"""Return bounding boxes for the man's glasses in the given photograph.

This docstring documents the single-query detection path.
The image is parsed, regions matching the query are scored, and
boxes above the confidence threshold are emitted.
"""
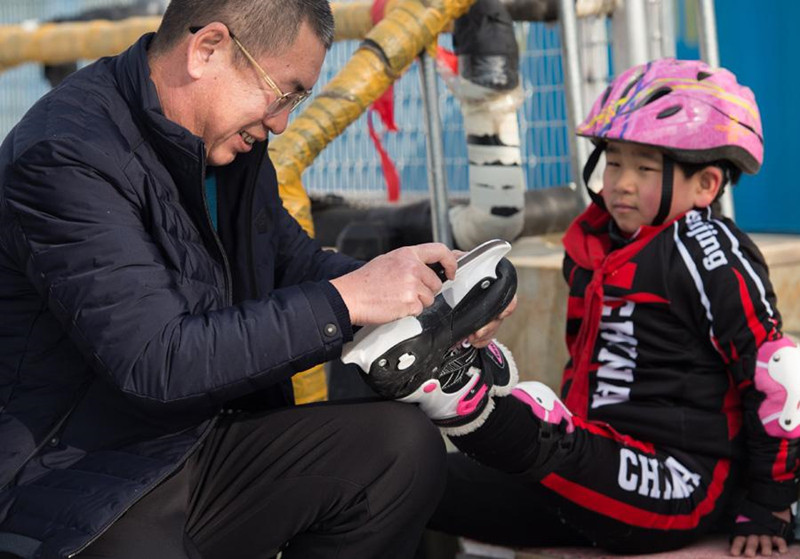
[189,26,311,117]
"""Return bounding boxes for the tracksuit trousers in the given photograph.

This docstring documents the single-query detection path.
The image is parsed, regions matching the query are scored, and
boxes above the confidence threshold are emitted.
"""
[430,395,742,554]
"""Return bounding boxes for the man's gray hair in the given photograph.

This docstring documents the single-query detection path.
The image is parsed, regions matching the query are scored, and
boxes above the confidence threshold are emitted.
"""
[150,0,334,58]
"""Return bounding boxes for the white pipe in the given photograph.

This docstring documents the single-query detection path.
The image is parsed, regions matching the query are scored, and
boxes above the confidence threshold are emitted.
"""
[697,0,734,220]
[558,0,592,205]
[624,0,650,66]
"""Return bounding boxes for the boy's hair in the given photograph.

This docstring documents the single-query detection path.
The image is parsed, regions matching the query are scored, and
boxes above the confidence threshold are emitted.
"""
[149,0,334,60]
[675,159,742,201]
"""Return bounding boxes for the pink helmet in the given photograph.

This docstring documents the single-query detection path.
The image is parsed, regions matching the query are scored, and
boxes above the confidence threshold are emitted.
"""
[577,58,763,174]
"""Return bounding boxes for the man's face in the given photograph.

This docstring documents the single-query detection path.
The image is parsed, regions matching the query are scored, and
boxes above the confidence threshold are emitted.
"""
[203,22,326,166]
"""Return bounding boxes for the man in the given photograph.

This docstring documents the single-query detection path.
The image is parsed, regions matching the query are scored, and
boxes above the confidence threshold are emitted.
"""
[0,1,507,557]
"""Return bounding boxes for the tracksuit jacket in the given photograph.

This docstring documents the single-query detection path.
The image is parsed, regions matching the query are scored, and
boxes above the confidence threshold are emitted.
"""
[0,34,359,558]
[560,202,800,514]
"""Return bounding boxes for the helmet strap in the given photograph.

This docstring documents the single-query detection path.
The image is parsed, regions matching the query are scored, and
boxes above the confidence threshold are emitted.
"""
[651,156,674,226]
[582,144,607,210]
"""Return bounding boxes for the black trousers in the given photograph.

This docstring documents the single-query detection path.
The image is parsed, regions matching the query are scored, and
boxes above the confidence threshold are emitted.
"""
[78,400,446,559]
[429,396,741,554]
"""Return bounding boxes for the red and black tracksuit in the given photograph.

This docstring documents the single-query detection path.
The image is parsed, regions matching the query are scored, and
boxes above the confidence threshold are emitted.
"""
[430,204,800,553]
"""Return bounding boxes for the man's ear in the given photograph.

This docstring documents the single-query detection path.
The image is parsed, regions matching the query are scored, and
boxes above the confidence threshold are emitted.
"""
[694,166,723,208]
[186,23,230,80]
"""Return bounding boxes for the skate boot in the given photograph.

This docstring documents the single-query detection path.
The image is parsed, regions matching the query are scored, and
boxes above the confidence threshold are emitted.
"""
[396,339,518,434]
[341,239,518,434]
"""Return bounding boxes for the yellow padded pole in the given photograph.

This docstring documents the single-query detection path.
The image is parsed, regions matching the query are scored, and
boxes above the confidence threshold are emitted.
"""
[0,3,404,74]
[0,17,160,74]
[273,0,475,402]
[270,0,476,235]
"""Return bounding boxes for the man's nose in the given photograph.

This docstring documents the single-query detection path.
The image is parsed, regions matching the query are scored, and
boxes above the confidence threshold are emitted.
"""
[263,110,291,136]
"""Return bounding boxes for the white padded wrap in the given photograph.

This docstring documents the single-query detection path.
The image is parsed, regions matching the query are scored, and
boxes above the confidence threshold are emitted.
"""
[755,337,800,438]
[487,340,519,397]
[441,397,497,438]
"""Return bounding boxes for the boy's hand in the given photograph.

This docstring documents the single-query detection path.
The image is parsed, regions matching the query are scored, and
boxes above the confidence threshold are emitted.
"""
[467,295,517,348]
[730,534,788,557]
[730,508,792,557]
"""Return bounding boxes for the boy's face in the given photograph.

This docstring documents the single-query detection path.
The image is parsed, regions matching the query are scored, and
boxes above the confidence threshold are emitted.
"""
[601,142,709,235]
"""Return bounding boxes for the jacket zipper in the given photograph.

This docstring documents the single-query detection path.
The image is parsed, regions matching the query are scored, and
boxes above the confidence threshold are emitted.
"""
[200,152,233,306]
[246,155,264,299]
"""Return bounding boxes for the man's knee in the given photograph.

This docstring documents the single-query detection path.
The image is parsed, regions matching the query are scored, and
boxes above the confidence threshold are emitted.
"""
[366,402,446,466]
[354,402,447,494]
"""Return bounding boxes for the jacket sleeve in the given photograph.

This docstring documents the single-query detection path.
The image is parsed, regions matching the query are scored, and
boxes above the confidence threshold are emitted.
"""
[3,139,352,413]
[272,200,364,287]
[671,212,800,511]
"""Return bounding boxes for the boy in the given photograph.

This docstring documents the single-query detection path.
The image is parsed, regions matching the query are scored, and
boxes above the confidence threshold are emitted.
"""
[367,59,800,556]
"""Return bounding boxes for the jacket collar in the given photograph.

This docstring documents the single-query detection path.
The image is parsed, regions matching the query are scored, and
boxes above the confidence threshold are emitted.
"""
[563,202,676,272]
[112,33,206,182]
[108,33,271,247]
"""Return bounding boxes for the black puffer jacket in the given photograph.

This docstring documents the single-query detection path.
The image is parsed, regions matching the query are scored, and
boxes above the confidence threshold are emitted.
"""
[0,34,359,558]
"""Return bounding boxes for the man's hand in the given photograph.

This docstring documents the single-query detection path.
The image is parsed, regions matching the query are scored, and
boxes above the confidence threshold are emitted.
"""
[730,508,792,557]
[467,295,517,348]
[331,243,457,326]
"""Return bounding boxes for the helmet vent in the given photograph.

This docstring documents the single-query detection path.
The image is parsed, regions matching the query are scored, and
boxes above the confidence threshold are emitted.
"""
[697,71,713,81]
[643,87,672,106]
[656,105,682,119]
[600,86,612,106]
[620,73,644,100]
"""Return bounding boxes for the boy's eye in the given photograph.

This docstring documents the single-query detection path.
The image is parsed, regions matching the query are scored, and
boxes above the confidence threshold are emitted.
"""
[639,165,659,172]
[606,160,621,167]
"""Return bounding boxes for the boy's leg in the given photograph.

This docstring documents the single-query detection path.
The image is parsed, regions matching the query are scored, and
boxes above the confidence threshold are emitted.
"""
[340,333,736,553]
[428,451,592,548]
[448,390,737,553]
[80,400,446,559]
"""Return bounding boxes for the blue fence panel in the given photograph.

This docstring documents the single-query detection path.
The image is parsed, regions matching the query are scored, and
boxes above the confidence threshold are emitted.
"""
[1,3,573,202]
[295,20,572,199]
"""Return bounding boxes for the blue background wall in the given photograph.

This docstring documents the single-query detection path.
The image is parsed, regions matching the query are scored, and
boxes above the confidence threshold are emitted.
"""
[678,0,799,233]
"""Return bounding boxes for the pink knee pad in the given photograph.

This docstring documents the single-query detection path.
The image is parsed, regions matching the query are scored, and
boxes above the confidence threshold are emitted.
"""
[755,337,800,438]
[512,381,575,433]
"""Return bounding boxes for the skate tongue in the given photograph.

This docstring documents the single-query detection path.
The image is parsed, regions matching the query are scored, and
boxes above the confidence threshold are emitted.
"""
[341,239,512,375]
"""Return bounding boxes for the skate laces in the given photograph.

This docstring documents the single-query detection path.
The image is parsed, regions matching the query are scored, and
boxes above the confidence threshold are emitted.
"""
[438,341,480,393]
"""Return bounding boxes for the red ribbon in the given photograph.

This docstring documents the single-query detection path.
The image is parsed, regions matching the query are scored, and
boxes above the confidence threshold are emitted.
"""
[561,203,675,417]
[369,0,400,201]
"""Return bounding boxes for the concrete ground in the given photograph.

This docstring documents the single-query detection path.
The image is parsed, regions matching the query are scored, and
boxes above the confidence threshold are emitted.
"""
[512,536,800,558]
[453,527,800,558]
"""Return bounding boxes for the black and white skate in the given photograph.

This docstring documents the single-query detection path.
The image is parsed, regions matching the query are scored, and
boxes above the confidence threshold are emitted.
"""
[341,239,517,402]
